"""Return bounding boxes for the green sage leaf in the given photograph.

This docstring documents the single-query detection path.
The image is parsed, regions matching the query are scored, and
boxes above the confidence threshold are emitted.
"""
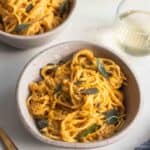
[104,109,119,124]
[59,0,69,17]
[15,24,30,33]
[76,124,101,139]
[35,119,48,130]
[26,3,33,13]
[81,88,99,95]
[97,59,109,79]
[106,116,118,124]
[74,80,84,86]
[54,84,62,94]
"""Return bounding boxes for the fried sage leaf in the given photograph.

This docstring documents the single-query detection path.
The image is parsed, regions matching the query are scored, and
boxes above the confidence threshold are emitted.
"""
[96,59,109,79]
[104,109,119,124]
[26,3,33,12]
[35,119,48,130]
[74,80,84,86]
[77,124,101,139]
[81,88,99,95]
[54,84,62,94]
[59,0,69,17]
[15,24,30,33]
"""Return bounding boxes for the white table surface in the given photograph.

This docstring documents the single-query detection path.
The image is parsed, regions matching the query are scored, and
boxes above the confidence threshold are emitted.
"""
[0,0,150,150]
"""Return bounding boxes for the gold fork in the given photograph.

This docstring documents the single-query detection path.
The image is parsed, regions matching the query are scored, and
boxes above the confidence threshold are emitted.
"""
[0,128,18,150]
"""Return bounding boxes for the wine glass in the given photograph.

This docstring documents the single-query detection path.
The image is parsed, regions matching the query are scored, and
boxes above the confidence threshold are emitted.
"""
[115,0,150,56]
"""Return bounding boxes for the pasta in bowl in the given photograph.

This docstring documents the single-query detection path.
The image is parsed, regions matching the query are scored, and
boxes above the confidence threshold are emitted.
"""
[0,0,76,48]
[27,49,126,142]
[0,0,72,35]
[17,41,141,148]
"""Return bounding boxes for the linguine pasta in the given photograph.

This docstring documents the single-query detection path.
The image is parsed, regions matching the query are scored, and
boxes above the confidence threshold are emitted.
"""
[27,49,127,142]
[0,0,71,35]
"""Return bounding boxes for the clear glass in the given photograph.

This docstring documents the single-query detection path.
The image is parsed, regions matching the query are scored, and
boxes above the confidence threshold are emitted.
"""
[115,0,150,56]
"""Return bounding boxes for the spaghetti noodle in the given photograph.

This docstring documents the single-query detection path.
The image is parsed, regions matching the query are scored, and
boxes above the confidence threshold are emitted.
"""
[27,49,127,142]
[0,0,71,35]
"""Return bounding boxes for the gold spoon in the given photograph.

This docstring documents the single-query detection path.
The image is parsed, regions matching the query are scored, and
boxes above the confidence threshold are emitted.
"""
[0,128,18,150]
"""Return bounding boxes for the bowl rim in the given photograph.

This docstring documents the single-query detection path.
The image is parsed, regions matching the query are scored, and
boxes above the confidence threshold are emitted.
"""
[16,41,142,149]
[0,0,77,39]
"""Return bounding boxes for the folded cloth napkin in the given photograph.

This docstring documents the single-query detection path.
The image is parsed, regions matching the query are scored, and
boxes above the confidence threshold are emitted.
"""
[135,140,150,150]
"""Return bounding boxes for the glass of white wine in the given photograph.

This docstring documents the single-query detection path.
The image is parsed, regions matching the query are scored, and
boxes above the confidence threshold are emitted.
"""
[115,0,150,56]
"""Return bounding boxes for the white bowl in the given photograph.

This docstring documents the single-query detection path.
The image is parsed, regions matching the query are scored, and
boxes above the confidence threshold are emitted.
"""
[16,41,141,149]
[0,1,76,49]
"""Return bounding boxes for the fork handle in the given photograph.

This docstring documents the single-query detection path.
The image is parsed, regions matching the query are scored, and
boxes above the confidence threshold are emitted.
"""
[0,128,18,150]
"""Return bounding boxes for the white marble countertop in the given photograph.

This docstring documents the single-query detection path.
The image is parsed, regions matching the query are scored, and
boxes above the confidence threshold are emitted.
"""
[0,0,150,150]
